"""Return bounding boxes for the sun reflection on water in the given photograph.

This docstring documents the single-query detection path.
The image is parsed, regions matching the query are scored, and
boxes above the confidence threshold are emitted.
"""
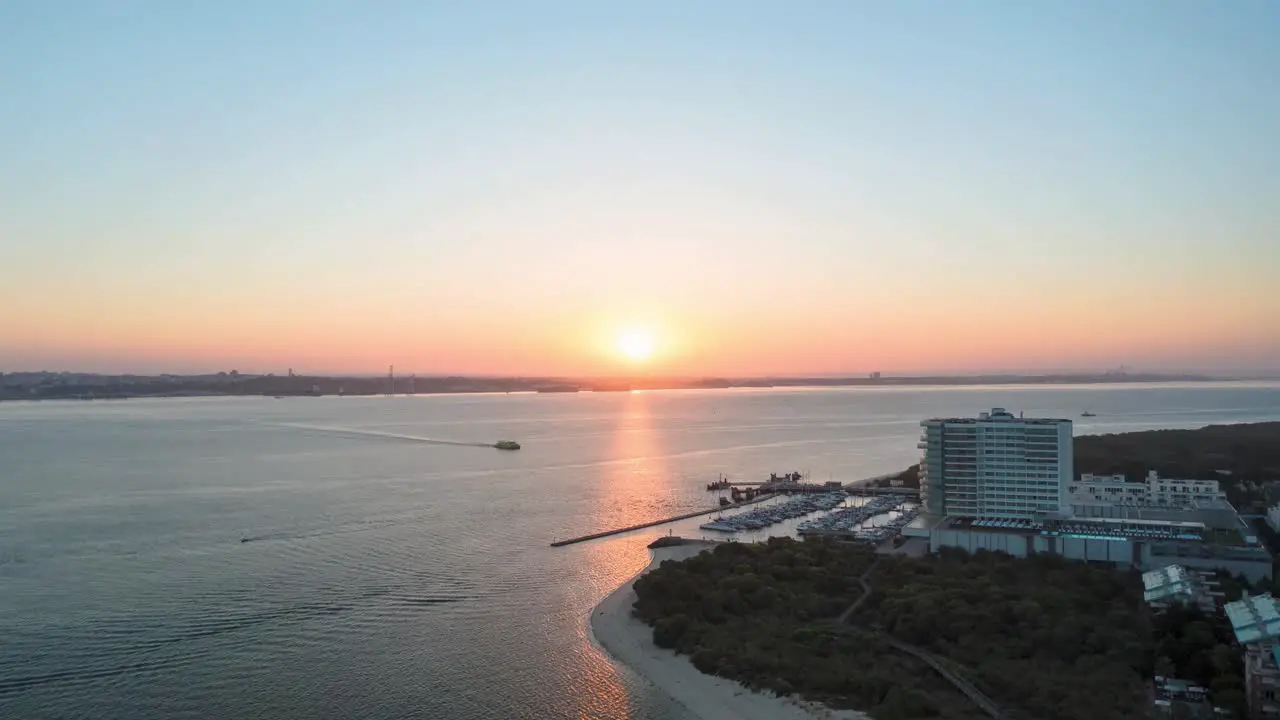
[597,391,671,533]
[567,537,654,719]
[562,394,687,719]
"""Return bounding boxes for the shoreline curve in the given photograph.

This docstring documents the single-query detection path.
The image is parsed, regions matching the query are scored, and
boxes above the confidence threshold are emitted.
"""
[589,541,870,720]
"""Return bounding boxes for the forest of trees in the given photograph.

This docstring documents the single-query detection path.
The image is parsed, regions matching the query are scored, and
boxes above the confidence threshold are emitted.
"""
[633,423,1280,717]
[862,547,1152,719]
[1151,603,1247,717]
[634,538,1159,720]
[1073,422,1280,510]
[1074,422,1280,482]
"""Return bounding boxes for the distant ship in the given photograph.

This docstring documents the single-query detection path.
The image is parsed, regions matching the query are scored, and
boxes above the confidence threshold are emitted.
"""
[1081,411,1096,417]
[495,440,521,451]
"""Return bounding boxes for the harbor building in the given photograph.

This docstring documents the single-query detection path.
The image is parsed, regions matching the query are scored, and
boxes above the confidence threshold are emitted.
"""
[1225,594,1280,718]
[919,407,1073,520]
[906,408,1272,582]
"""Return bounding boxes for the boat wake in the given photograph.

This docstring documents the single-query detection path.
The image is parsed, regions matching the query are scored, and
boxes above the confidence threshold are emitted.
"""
[262,422,494,448]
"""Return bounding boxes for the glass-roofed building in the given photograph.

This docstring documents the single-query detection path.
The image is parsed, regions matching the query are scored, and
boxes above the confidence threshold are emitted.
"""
[1227,594,1280,645]
[1225,594,1280,718]
[1142,565,1214,613]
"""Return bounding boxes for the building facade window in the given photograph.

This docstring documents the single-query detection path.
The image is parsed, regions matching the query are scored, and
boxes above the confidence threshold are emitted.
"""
[920,408,1072,520]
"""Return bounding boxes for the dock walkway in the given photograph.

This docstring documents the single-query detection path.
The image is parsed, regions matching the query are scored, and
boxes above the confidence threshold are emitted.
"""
[549,495,771,547]
[833,558,1007,719]
[551,471,908,548]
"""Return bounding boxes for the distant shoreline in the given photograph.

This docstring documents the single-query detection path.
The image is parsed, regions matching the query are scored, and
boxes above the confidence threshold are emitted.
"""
[1,373,1262,403]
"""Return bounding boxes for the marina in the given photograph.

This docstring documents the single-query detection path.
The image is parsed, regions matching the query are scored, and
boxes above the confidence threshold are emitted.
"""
[551,471,920,547]
[698,492,847,533]
[797,494,917,543]
[847,506,920,544]
[706,471,845,494]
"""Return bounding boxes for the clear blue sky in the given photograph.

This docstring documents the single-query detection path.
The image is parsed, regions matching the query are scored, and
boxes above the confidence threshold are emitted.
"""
[2,2,1277,375]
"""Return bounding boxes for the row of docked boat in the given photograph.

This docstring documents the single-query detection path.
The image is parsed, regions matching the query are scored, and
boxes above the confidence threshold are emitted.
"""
[843,506,921,544]
[699,492,847,533]
[796,494,909,536]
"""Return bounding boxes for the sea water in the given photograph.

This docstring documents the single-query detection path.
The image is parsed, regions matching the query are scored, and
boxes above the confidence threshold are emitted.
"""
[3,383,1279,719]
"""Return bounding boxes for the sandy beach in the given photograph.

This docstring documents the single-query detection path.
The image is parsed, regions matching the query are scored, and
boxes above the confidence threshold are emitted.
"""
[590,541,870,720]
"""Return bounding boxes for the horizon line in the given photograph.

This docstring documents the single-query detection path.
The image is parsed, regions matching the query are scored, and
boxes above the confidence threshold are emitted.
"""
[7,368,1278,380]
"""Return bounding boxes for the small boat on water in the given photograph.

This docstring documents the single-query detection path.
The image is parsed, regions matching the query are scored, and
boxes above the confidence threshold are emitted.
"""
[495,440,521,450]
[1081,411,1096,417]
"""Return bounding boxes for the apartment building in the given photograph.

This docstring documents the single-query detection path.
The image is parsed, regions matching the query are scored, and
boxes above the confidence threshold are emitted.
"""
[919,408,1073,520]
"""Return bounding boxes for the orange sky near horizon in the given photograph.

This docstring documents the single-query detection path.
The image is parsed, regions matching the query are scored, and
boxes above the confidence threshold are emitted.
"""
[3,4,1279,376]
[4,270,1276,375]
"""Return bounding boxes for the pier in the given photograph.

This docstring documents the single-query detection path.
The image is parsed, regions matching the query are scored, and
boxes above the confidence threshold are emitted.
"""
[846,486,920,497]
[550,472,912,548]
[843,471,899,487]
[549,495,772,547]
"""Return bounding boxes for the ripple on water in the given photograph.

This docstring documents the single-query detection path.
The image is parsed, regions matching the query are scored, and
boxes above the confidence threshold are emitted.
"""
[6,387,1276,719]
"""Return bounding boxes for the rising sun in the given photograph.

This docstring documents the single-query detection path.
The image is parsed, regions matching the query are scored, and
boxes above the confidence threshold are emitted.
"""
[616,329,655,362]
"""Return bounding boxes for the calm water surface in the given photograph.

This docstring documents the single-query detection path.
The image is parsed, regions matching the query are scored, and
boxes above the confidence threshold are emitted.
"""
[3,383,1280,719]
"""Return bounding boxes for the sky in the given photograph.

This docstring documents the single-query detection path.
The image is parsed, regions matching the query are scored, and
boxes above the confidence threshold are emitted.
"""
[2,2,1278,377]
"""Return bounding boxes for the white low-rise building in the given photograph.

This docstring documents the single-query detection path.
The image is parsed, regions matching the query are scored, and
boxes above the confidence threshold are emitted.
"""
[1070,473,1148,505]
[1069,470,1226,509]
[1267,504,1280,533]
[1148,472,1226,507]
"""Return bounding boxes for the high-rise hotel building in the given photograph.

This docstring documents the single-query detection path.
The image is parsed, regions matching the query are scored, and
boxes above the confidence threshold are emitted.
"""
[919,408,1073,520]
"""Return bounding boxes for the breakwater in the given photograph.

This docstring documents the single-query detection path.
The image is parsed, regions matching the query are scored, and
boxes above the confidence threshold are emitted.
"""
[551,471,912,547]
[550,496,772,547]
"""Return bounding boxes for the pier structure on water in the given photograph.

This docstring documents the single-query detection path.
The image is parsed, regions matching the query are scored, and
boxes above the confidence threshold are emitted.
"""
[706,470,846,495]
[550,472,914,547]
[847,486,920,497]
[549,494,772,547]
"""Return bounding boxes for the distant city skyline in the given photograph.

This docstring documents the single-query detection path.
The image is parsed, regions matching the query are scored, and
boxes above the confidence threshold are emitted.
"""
[3,2,1278,376]
[5,365,1275,381]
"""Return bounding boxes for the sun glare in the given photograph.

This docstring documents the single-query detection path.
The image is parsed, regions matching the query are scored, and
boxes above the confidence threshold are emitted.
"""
[617,329,655,362]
